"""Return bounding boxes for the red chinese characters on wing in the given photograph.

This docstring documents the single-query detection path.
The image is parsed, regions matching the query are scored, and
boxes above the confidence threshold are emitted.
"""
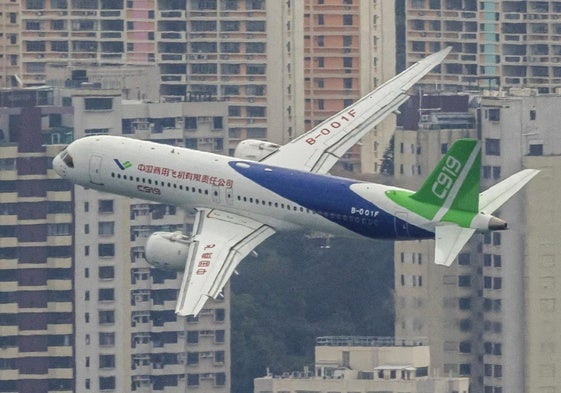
[196,244,215,275]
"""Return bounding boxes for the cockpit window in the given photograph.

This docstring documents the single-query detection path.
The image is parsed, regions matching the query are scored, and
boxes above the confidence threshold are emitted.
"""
[61,151,74,168]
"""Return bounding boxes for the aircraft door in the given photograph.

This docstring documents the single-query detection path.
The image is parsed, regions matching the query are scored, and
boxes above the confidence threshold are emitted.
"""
[89,155,104,185]
[394,211,410,238]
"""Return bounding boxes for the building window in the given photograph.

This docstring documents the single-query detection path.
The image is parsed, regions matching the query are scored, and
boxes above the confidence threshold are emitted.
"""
[493,254,502,267]
[98,243,115,257]
[458,275,471,287]
[99,376,115,390]
[99,354,115,369]
[528,143,543,156]
[98,288,114,302]
[459,341,472,353]
[187,331,199,344]
[26,41,46,52]
[487,108,500,121]
[187,374,199,387]
[215,372,226,386]
[187,352,199,365]
[84,98,113,111]
[99,310,115,325]
[99,332,115,347]
[99,199,114,213]
[343,15,353,25]
[47,223,71,236]
[98,222,114,236]
[485,138,500,156]
[459,363,471,376]
[213,117,223,129]
[99,266,114,279]
[459,297,471,310]
[458,253,470,265]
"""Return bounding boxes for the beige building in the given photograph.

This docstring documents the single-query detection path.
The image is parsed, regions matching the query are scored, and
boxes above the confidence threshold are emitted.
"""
[65,88,231,392]
[0,0,399,173]
[393,90,561,393]
[524,154,561,393]
[0,88,74,393]
[254,336,469,393]
[303,0,396,173]
[405,0,561,93]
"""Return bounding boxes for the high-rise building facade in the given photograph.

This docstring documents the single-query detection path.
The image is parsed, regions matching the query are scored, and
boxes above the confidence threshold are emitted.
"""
[303,0,396,173]
[0,88,74,393]
[0,84,232,392]
[0,0,298,152]
[1,0,399,173]
[393,89,561,393]
[405,0,561,93]
[66,86,231,392]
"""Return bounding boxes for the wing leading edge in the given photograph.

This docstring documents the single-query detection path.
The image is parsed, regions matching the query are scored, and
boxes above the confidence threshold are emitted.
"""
[262,47,452,174]
[176,208,275,316]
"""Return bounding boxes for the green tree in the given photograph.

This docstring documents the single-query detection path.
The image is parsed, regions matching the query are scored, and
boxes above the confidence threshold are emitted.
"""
[231,234,394,393]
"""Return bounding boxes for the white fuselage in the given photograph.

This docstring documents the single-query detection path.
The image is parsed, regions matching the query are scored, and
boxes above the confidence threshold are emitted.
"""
[53,136,435,240]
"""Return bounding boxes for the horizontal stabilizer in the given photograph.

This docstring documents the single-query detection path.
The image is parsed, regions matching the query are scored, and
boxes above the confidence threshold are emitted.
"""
[479,169,540,213]
[434,225,475,266]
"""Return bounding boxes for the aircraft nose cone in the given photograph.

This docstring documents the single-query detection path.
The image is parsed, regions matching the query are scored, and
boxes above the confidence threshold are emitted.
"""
[53,154,66,177]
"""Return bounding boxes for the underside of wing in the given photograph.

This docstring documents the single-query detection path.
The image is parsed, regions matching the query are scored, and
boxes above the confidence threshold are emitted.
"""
[434,224,475,267]
[261,47,451,174]
[175,208,275,316]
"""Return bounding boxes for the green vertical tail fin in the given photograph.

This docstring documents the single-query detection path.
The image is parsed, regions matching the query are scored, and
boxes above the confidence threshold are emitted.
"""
[411,139,481,215]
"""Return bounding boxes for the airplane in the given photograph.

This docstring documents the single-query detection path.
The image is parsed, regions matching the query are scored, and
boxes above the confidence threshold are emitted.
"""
[53,47,539,317]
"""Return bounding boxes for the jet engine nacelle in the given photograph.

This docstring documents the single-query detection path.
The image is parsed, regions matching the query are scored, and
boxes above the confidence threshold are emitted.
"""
[144,231,191,271]
[234,139,280,161]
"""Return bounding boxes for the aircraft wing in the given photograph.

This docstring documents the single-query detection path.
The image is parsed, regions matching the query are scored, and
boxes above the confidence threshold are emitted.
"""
[261,47,452,174]
[175,208,275,316]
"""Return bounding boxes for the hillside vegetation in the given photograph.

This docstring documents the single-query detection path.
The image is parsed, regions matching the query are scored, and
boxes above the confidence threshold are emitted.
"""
[230,233,395,393]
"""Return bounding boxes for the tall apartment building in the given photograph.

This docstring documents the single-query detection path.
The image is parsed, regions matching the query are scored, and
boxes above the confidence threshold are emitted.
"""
[392,94,482,390]
[66,87,231,392]
[0,88,74,393]
[303,0,396,173]
[0,84,232,392]
[0,0,298,153]
[0,0,399,173]
[393,90,561,393]
[405,0,561,93]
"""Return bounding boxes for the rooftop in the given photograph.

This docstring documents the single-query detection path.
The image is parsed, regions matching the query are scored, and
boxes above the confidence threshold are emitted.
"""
[316,336,428,347]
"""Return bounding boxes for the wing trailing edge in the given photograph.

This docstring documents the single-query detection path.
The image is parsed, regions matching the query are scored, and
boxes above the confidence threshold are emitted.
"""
[434,225,475,266]
[479,169,540,213]
[262,47,452,174]
[175,209,275,317]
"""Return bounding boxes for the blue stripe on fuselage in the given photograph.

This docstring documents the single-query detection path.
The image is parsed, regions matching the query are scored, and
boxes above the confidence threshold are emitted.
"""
[229,161,432,239]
